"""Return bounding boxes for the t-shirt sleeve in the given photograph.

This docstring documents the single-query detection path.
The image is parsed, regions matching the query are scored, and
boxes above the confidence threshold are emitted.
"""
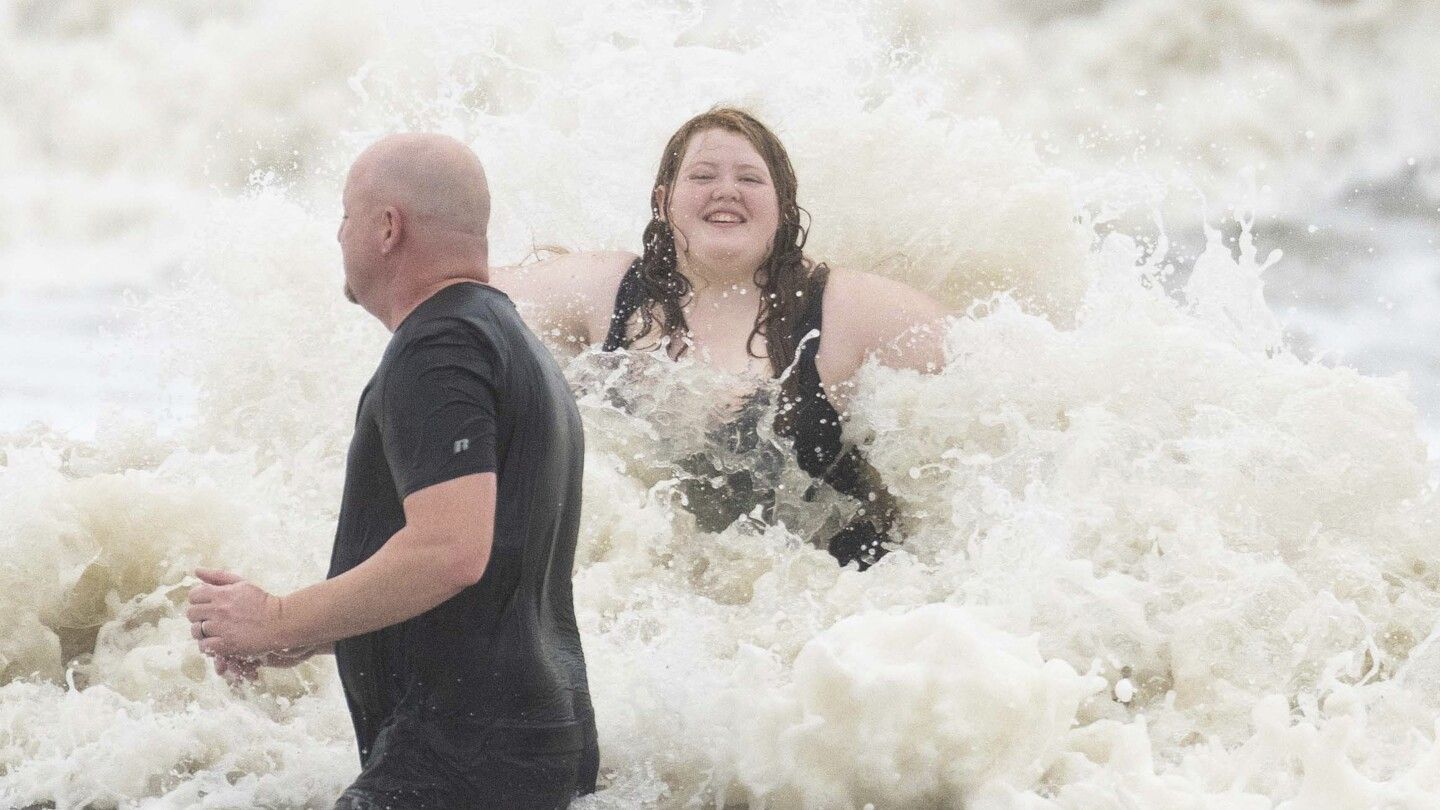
[380,322,501,497]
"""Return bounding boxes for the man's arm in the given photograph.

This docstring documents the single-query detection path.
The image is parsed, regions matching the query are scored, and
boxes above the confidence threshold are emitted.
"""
[271,473,495,648]
[188,473,495,657]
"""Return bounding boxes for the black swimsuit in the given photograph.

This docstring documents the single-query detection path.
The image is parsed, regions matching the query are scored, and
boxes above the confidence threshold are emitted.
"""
[602,260,897,569]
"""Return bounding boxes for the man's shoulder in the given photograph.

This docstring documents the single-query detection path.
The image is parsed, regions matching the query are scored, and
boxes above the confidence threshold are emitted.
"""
[390,312,481,353]
[383,300,505,380]
[396,284,512,340]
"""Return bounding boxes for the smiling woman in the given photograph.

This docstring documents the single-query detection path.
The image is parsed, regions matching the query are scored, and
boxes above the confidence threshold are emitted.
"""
[489,107,950,569]
[661,129,782,282]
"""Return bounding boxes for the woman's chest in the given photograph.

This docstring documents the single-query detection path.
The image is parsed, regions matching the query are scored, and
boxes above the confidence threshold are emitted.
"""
[618,305,859,409]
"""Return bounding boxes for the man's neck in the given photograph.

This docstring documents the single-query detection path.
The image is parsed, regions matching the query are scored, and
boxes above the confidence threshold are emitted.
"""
[379,255,490,332]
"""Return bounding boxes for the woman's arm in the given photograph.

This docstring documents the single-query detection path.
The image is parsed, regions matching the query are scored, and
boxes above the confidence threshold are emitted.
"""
[488,250,635,351]
[819,267,952,383]
[865,276,950,373]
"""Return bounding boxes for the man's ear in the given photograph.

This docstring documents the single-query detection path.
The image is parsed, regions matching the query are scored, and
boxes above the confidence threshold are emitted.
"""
[652,186,668,222]
[380,207,403,254]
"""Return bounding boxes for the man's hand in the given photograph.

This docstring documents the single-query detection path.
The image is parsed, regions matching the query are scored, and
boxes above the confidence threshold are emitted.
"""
[186,568,287,658]
[213,655,260,682]
[213,646,320,683]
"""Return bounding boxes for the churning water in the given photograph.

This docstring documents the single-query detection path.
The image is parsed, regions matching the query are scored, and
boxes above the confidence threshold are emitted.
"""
[3,1,1440,807]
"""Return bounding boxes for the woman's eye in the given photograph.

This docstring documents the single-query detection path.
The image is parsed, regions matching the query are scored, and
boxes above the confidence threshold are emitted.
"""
[740,177,763,184]
[689,174,715,181]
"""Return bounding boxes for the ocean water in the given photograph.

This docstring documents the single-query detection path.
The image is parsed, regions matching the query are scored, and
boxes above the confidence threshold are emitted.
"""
[3,0,1440,807]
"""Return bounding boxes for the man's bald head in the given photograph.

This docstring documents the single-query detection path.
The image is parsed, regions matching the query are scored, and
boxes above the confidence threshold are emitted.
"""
[339,134,494,326]
[347,133,491,238]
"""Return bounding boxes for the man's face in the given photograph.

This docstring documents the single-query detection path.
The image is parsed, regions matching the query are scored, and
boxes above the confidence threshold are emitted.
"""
[337,171,373,305]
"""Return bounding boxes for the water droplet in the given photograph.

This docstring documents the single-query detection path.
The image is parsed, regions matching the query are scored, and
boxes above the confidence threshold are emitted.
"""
[1114,678,1135,703]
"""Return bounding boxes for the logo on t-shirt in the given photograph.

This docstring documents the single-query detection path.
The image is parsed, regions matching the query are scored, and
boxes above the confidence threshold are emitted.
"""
[453,438,470,454]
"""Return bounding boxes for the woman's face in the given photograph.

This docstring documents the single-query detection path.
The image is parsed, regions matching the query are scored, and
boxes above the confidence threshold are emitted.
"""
[660,128,781,275]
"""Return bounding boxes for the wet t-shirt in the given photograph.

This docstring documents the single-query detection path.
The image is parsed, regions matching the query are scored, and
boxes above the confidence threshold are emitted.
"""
[326,281,596,799]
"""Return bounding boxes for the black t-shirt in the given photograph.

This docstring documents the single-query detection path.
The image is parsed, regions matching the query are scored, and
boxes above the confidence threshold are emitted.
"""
[326,282,596,790]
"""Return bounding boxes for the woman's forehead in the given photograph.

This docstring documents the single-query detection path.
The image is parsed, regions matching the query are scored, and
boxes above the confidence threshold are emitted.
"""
[681,129,767,169]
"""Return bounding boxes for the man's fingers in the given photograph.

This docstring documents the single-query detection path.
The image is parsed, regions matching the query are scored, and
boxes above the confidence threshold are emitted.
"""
[215,655,260,683]
[185,605,215,623]
[187,584,213,604]
[191,621,205,641]
[195,568,245,586]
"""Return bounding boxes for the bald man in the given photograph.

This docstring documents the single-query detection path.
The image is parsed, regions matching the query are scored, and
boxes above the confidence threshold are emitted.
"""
[186,134,598,809]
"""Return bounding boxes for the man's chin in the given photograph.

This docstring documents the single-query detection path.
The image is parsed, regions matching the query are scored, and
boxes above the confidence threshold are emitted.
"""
[343,283,358,305]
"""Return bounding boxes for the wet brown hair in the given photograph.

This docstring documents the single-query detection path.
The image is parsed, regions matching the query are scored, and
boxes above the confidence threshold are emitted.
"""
[624,107,822,375]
